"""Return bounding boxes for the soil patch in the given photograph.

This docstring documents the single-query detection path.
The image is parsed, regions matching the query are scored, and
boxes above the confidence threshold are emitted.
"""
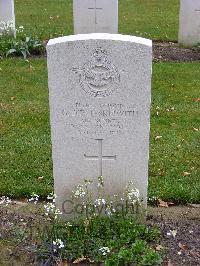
[0,203,199,265]
[153,41,200,62]
[148,206,200,266]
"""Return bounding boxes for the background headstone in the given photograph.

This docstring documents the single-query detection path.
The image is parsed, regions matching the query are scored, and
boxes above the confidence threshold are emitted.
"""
[47,33,152,214]
[179,0,200,46]
[73,0,118,34]
[0,0,15,36]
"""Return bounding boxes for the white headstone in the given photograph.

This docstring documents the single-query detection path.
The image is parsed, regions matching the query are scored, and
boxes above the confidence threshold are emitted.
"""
[47,34,152,215]
[73,0,118,34]
[179,0,200,46]
[0,0,15,36]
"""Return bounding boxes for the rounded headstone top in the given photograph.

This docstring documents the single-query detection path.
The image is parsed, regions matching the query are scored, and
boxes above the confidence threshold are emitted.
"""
[47,33,152,47]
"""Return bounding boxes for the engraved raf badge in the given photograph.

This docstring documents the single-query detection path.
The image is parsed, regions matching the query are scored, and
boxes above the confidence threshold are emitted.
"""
[72,47,120,98]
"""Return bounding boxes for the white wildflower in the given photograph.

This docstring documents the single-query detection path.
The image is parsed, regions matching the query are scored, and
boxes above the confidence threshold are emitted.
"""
[94,198,106,207]
[54,208,62,219]
[0,196,12,206]
[102,198,106,205]
[126,183,140,203]
[99,247,110,256]
[0,20,15,34]
[112,207,116,213]
[44,202,62,219]
[84,178,93,185]
[97,176,104,187]
[44,202,55,214]
[72,185,86,198]
[167,229,177,238]
[28,193,39,204]
[105,206,112,216]
[53,239,65,252]
[171,229,177,238]
[66,222,72,227]
[47,192,57,202]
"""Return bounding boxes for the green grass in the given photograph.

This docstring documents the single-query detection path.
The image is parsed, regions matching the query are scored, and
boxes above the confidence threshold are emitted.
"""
[0,59,52,197]
[0,59,199,202]
[15,0,179,41]
[150,63,200,203]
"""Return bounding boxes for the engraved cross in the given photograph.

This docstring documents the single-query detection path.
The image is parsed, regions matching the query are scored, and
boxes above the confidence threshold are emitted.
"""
[88,0,103,25]
[84,139,116,176]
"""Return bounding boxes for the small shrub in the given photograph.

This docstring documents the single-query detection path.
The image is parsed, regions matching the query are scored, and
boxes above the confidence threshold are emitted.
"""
[38,214,162,265]
[0,25,45,58]
[35,178,162,265]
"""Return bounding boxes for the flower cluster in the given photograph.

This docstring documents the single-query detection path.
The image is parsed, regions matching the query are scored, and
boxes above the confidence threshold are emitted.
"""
[52,239,65,252]
[0,20,15,36]
[69,177,141,218]
[72,184,86,198]
[44,193,62,219]
[126,182,140,204]
[16,25,24,34]
[97,175,104,188]
[105,204,116,216]
[94,198,106,207]
[47,192,56,202]
[44,202,55,215]
[66,222,72,227]
[28,193,39,204]
[44,202,62,219]
[84,178,93,185]
[0,196,12,206]
[148,196,158,205]
[99,247,111,256]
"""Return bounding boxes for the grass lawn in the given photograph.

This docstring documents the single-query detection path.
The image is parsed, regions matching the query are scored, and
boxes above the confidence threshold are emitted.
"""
[0,59,52,198]
[0,59,199,203]
[15,0,179,41]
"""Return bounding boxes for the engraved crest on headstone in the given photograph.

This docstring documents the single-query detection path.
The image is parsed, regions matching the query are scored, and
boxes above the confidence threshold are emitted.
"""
[73,47,120,98]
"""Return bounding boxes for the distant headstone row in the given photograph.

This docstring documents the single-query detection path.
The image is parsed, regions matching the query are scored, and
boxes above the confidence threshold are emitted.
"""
[0,0,200,46]
[0,0,15,36]
[74,0,200,46]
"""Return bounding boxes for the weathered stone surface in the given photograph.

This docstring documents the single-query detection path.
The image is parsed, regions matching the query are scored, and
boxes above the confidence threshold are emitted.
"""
[73,0,118,34]
[47,34,152,214]
[0,0,15,36]
[179,0,200,46]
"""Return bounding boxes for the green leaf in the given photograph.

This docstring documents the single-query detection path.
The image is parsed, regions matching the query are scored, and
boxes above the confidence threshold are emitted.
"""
[25,36,30,43]
[6,48,16,57]
[20,49,27,59]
